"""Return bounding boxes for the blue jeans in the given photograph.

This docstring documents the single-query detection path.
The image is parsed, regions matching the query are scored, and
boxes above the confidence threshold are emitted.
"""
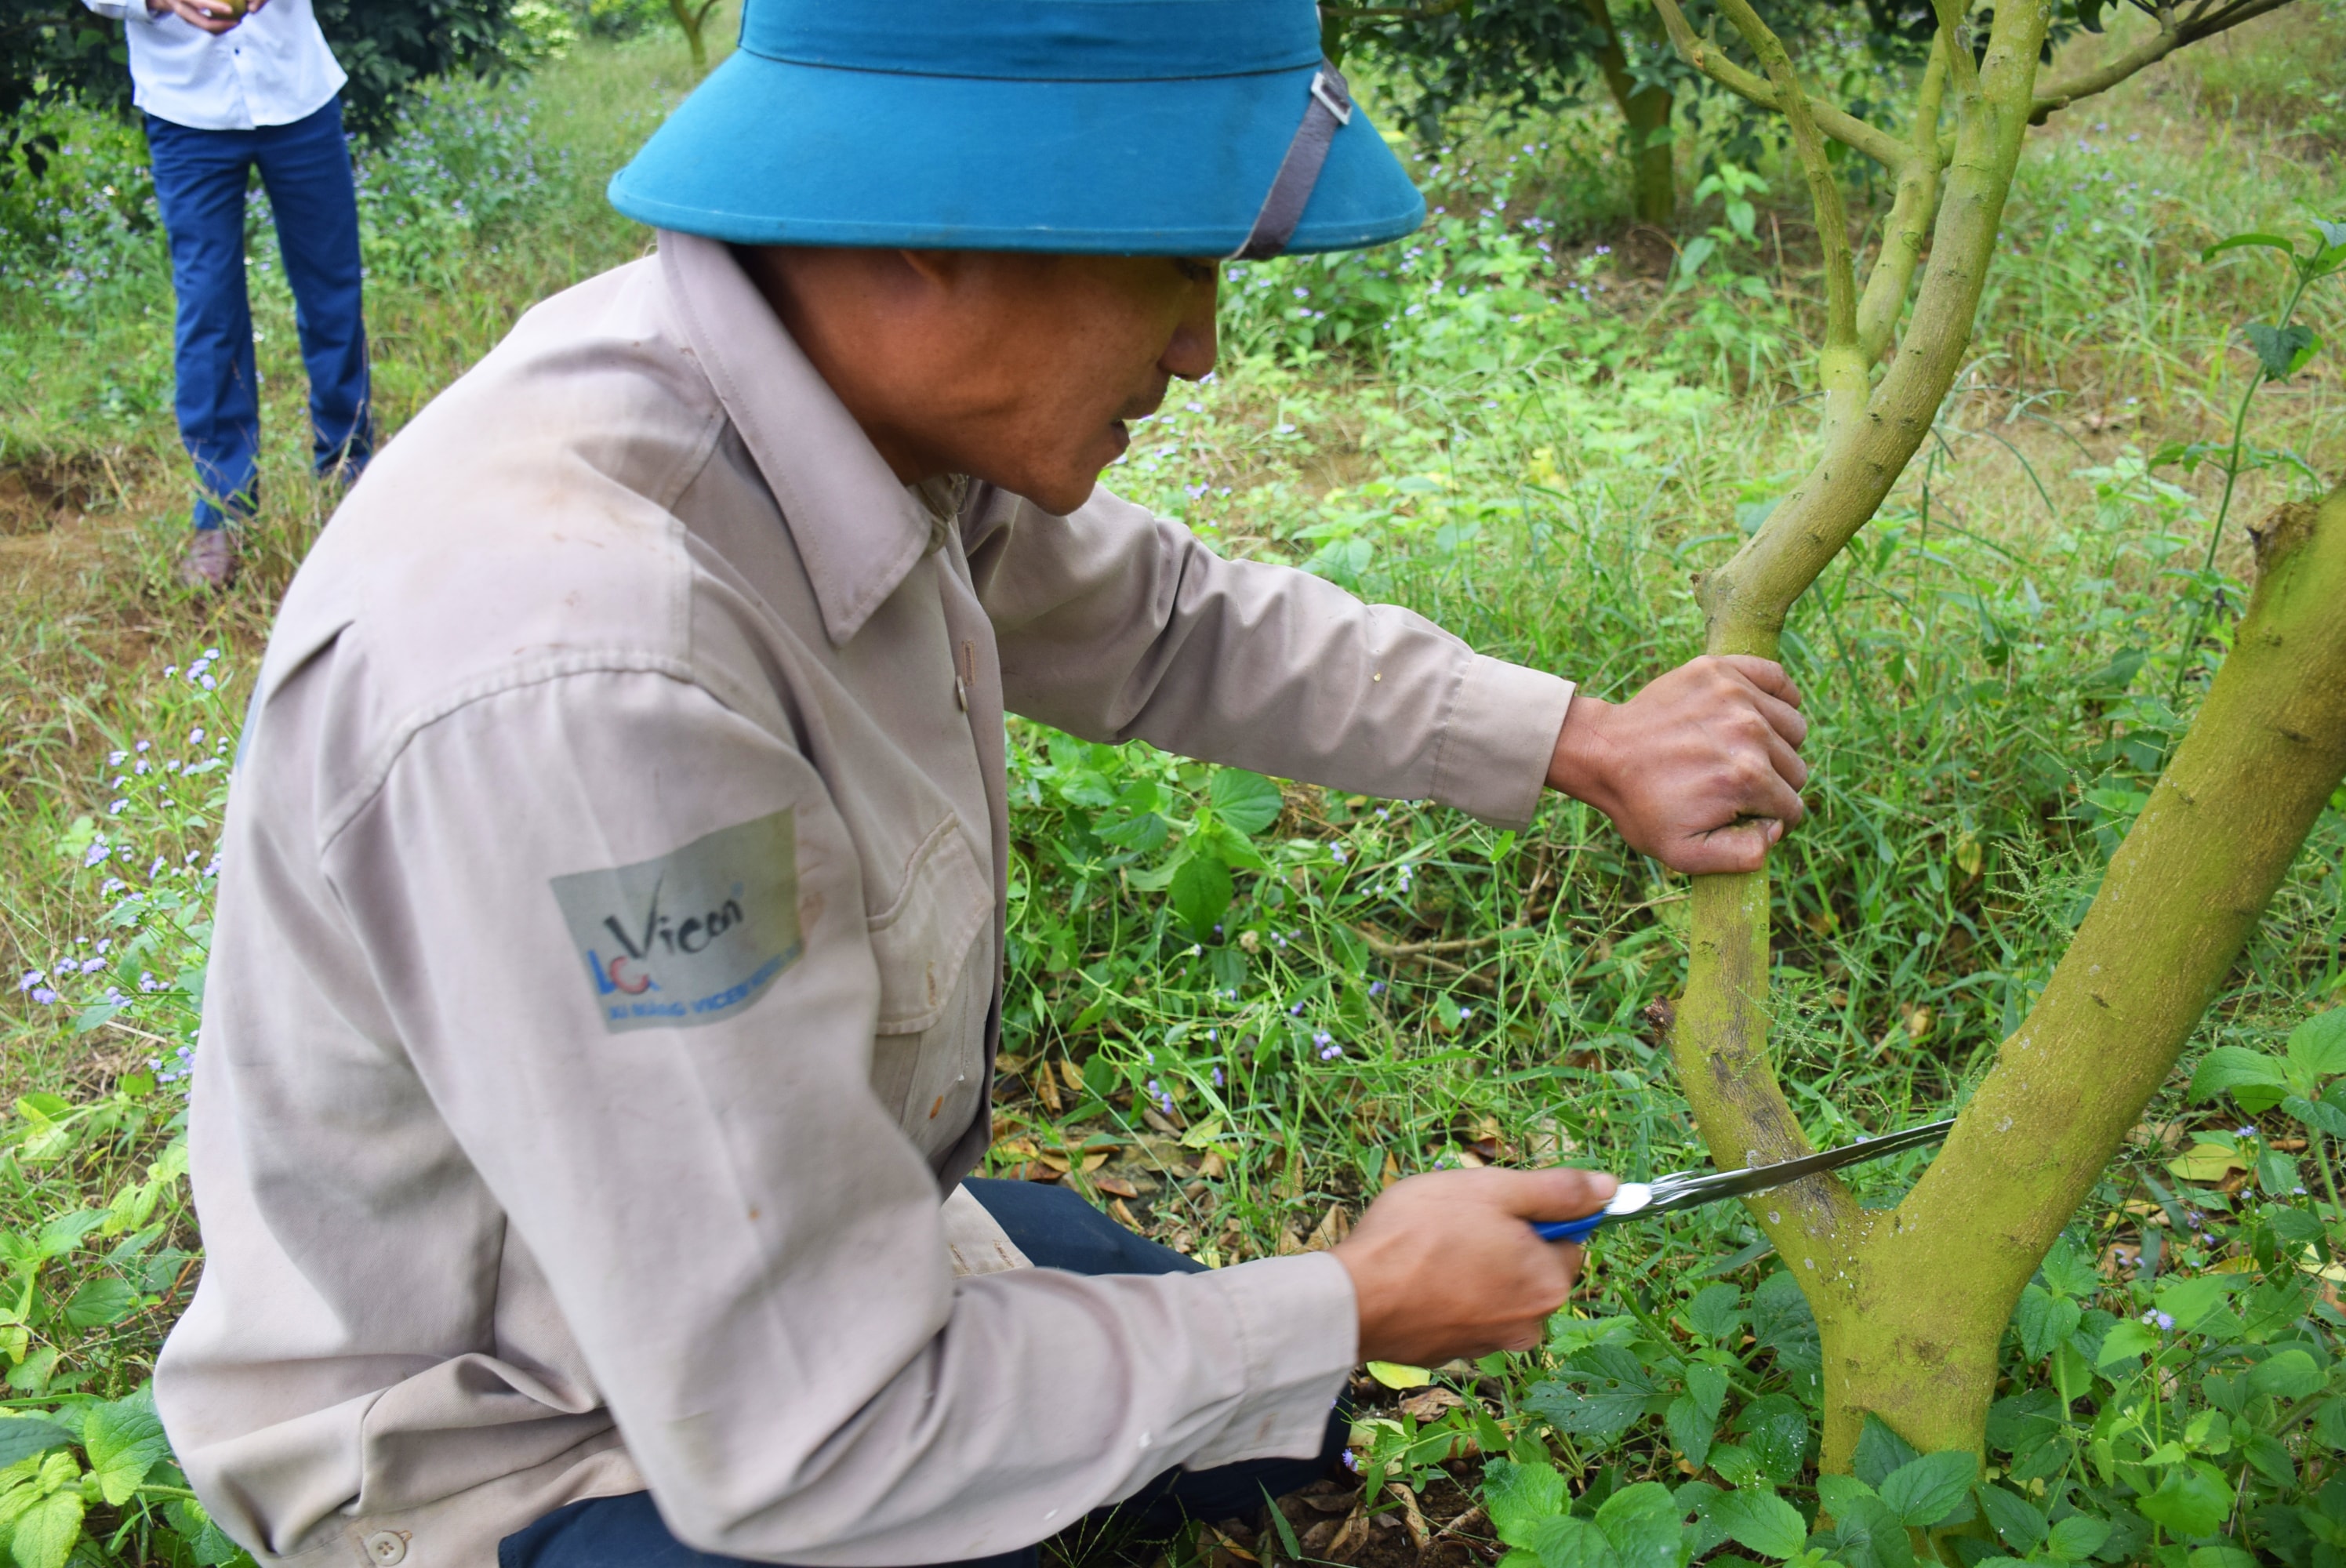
[145,96,371,532]
[497,1180,1348,1568]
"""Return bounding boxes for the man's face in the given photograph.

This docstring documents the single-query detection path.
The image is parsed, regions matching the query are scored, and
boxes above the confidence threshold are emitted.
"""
[745,248,1220,515]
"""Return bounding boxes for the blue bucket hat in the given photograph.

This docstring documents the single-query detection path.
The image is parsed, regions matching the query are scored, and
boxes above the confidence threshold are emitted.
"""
[607,0,1425,257]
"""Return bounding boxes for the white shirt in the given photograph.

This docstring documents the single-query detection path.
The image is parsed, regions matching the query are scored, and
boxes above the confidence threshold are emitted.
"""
[79,0,346,132]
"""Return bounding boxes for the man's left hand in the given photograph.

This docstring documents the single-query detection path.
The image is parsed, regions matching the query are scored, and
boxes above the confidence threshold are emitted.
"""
[1545,653,1809,876]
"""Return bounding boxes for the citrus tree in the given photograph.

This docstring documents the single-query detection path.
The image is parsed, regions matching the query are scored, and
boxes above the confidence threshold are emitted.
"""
[1636,0,2330,1480]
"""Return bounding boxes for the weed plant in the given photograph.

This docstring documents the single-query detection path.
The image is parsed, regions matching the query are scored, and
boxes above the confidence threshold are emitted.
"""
[0,11,2341,1567]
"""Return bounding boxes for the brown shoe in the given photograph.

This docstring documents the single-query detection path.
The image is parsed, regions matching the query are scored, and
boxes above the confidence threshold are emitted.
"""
[177,528,236,590]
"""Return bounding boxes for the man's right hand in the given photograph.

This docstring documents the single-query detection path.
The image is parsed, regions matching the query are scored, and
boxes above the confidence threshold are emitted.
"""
[1331,1166,1617,1367]
[148,0,253,32]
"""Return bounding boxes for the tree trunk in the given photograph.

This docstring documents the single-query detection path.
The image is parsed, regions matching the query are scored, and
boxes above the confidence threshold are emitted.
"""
[1580,0,1676,225]
[1781,491,2346,1471]
[1650,0,2346,1474]
[667,0,707,71]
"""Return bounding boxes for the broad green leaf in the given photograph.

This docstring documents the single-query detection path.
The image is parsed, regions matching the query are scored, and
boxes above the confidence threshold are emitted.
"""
[1815,1471,1879,1522]
[2316,219,2346,254]
[1592,1481,1683,1568]
[1707,1443,1762,1490]
[1878,1450,1978,1528]
[1167,854,1232,940]
[1365,1360,1432,1390]
[2045,1515,2111,1561]
[31,1210,107,1263]
[83,1387,168,1507]
[2097,1319,2159,1367]
[2245,321,2320,381]
[1975,1483,2047,1555]
[2040,1240,2099,1300]
[8,1487,82,1568]
[1672,1480,1724,1559]
[1677,234,1717,280]
[1485,1457,1569,1545]
[1852,1414,1919,1488]
[1707,1486,1806,1560]
[2185,1046,2289,1111]
[1665,1392,1716,1472]
[2183,1548,2256,1568]
[0,1424,73,1475]
[2290,1007,2346,1080]
[1205,769,1283,837]
[1526,1512,1617,1568]
[1683,1362,1727,1422]
[2248,1348,2323,1401]
[2016,1283,2083,1360]
[2283,1094,2346,1138]
[2155,1273,2243,1333]
[1825,1486,1917,1568]
[165,1499,246,1568]
[2137,1460,2232,1538]
[2243,1430,2298,1488]
[60,1278,135,1331]
[2257,1148,2302,1196]
[1734,1395,1810,1486]
[1093,811,1167,852]
[1683,1283,1743,1343]
[1123,854,1179,891]
[2203,232,2297,261]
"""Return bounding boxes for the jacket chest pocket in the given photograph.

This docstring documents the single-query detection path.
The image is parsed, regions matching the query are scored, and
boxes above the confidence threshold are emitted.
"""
[865,818,993,1148]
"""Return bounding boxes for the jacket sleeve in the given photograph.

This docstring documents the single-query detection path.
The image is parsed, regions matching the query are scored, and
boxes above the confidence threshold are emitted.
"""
[967,484,1575,831]
[321,667,1356,1566]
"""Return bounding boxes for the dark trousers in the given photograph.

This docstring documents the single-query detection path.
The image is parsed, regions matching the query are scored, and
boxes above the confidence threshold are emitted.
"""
[145,96,371,532]
[497,1180,1347,1568]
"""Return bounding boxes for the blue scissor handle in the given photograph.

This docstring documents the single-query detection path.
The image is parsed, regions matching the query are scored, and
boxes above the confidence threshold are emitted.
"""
[1532,1212,1607,1243]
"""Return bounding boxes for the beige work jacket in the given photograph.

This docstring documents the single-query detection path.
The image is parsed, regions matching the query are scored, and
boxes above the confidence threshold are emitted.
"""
[154,231,1576,1568]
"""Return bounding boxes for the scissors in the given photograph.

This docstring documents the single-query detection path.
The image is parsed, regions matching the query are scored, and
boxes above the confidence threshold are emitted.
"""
[1532,1116,1956,1243]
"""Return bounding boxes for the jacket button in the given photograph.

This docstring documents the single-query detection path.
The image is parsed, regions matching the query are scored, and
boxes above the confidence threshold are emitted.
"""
[362,1531,408,1565]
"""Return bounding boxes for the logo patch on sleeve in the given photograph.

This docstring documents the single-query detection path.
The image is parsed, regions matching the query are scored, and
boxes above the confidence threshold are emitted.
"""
[549,810,803,1033]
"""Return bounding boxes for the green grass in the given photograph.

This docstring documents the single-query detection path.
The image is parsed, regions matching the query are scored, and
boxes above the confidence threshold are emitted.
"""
[0,8,2341,1566]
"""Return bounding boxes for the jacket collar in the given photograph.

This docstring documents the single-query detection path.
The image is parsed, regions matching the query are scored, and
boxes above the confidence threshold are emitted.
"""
[659,230,932,646]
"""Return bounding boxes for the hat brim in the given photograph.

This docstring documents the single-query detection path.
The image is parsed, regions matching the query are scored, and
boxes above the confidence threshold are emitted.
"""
[608,53,1425,254]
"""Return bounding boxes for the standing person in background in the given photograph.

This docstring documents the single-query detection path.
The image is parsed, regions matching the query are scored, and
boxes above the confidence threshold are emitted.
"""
[79,0,372,590]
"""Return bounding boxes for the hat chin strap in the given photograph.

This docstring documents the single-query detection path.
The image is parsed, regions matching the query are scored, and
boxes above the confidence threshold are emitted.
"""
[1229,61,1353,262]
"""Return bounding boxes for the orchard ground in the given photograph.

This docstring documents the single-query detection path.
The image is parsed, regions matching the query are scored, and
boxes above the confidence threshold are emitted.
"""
[0,9,2341,1567]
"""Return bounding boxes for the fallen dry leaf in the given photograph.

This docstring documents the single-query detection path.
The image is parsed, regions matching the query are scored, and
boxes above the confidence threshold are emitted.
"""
[1095,1174,1138,1199]
[1196,1149,1227,1179]
[1398,1386,1465,1421]
[1385,1483,1430,1551]
[1033,1069,1062,1115]
[1109,1197,1144,1231]
[1326,1508,1367,1559]
[1305,1203,1353,1251]
[2169,1143,2250,1182]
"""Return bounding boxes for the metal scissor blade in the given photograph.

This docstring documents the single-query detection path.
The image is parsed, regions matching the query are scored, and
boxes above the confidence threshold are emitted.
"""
[1643,1117,1957,1214]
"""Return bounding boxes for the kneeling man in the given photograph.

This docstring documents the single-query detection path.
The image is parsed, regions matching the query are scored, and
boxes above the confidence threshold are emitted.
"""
[154,3,1810,1564]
